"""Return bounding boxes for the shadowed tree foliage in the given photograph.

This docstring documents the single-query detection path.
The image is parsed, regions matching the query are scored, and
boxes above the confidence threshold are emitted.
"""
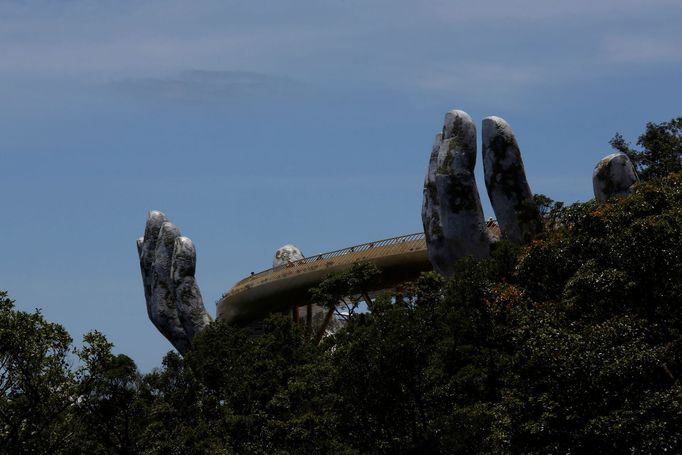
[309,261,382,320]
[3,120,682,453]
[610,117,682,180]
[0,291,76,453]
[71,332,145,454]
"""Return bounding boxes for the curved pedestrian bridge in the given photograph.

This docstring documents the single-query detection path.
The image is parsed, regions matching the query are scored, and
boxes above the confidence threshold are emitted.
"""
[217,233,432,324]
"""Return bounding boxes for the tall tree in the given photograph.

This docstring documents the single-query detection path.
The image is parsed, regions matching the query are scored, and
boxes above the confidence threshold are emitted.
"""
[72,331,145,454]
[0,291,77,453]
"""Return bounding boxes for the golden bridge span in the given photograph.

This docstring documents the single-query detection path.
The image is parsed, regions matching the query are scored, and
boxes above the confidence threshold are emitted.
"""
[217,233,432,324]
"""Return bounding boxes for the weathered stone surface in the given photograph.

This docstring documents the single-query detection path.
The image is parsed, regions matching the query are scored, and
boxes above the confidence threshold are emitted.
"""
[137,211,211,354]
[172,236,212,342]
[138,210,168,322]
[482,116,541,243]
[151,221,190,353]
[421,132,446,270]
[273,244,304,268]
[423,109,638,277]
[593,152,639,202]
[422,110,494,276]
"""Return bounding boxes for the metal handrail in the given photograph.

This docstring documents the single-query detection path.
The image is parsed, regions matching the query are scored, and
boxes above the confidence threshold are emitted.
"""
[234,232,426,286]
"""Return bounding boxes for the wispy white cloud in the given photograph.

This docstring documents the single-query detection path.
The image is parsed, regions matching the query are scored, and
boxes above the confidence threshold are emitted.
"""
[422,0,681,22]
[602,35,682,64]
[402,62,544,108]
[0,27,335,79]
[0,0,680,112]
[111,70,307,104]
[416,62,541,90]
[0,1,346,78]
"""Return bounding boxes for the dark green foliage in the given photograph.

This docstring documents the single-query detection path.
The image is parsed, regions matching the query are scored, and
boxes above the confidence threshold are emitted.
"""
[4,159,682,452]
[71,331,145,454]
[611,117,682,180]
[183,315,339,454]
[0,291,76,453]
[327,290,439,453]
[533,193,564,233]
[310,261,381,307]
[505,173,682,453]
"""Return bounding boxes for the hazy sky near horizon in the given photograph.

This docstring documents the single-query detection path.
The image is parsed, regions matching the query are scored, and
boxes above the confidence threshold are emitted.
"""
[2,0,681,371]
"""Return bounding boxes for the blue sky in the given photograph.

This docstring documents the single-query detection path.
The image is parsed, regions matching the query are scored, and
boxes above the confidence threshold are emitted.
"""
[2,0,681,371]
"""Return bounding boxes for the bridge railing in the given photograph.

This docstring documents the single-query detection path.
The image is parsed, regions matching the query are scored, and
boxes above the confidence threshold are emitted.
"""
[235,232,426,285]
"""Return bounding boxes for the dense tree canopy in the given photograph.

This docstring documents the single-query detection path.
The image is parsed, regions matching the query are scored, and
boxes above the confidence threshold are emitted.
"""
[3,119,682,453]
[610,117,682,180]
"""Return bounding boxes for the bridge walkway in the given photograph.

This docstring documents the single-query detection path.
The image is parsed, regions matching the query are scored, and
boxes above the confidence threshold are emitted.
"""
[217,233,431,324]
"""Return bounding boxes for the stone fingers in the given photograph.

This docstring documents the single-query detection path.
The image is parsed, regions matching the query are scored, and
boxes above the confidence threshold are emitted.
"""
[151,221,191,354]
[422,110,493,276]
[593,153,639,202]
[422,132,447,272]
[482,116,541,243]
[138,211,214,354]
[171,236,212,343]
[138,211,169,322]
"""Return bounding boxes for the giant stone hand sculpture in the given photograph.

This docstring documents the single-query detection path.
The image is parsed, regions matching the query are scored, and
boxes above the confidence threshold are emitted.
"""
[422,110,541,276]
[422,110,496,277]
[139,109,640,352]
[137,211,212,354]
[422,109,639,276]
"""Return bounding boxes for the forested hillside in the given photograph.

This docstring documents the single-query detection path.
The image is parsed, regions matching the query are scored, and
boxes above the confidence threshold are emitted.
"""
[2,119,682,454]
